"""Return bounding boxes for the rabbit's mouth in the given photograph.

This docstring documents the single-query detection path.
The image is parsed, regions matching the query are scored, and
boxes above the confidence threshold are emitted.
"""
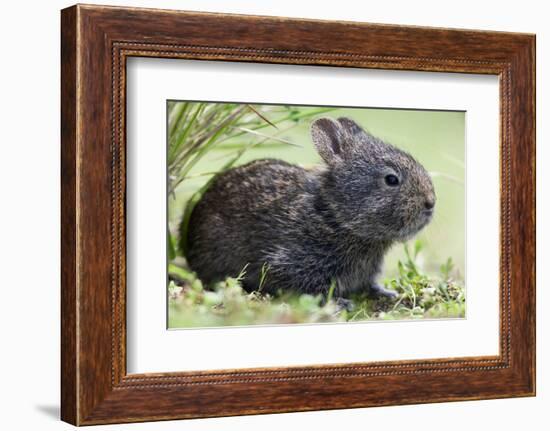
[421,208,434,218]
[395,209,434,241]
[414,209,434,232]
[418,207,434,224]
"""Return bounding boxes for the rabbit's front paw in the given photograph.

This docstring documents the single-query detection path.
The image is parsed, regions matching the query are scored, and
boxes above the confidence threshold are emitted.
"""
[368,284,398,300]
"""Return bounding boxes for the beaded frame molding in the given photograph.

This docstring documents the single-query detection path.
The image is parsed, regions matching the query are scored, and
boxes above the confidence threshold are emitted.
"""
[61,4,535,425]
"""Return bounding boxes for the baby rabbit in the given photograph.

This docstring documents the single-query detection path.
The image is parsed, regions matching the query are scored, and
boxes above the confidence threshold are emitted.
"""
[185,117,435,307]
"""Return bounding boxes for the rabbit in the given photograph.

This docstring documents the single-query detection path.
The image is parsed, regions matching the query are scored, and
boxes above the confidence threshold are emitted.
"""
[184,117,435,309]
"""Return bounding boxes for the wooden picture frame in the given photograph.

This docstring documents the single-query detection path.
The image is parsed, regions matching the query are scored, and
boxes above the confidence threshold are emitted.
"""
[61,4,535,425]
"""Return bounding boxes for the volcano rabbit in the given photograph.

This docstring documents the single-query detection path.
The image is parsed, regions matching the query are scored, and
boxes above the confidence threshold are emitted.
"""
[185,117,435,307]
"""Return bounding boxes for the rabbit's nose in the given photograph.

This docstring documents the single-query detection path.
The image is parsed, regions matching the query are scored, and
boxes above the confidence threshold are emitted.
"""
[424,199,435,210]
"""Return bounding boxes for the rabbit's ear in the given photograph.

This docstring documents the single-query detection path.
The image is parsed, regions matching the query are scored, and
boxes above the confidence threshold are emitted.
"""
[337,117,364,136]
[311,118,349,164]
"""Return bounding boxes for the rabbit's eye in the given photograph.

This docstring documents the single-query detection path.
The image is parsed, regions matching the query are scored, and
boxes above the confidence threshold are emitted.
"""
[385,174,400,186]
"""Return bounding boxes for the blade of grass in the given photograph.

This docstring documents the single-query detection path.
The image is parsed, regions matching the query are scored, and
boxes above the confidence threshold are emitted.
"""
[326,279,337,302]
[231,126,303,147]
[257,263,271,292]
[168,102,189,137]
[167,230,176,260]
[169,103,205,160]
[429,171,464,185]
[168,263,194,281]
[246,104,279,129]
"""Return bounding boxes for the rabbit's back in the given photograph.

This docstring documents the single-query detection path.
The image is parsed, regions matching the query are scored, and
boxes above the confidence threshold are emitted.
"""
[186,159,313,290]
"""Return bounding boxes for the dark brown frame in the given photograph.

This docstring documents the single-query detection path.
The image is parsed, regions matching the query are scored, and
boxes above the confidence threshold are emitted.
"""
[61,4,536,426]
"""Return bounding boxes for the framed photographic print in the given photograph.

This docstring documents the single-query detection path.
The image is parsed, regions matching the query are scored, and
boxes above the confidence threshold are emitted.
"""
[61,4,536,425]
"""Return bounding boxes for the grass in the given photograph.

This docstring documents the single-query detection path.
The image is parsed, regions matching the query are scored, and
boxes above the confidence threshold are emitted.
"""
[346,241,465,322]
[168,240,465,328]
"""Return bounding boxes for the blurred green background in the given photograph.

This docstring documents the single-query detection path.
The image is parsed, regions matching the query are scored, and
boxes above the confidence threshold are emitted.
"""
[168,103,465,280]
